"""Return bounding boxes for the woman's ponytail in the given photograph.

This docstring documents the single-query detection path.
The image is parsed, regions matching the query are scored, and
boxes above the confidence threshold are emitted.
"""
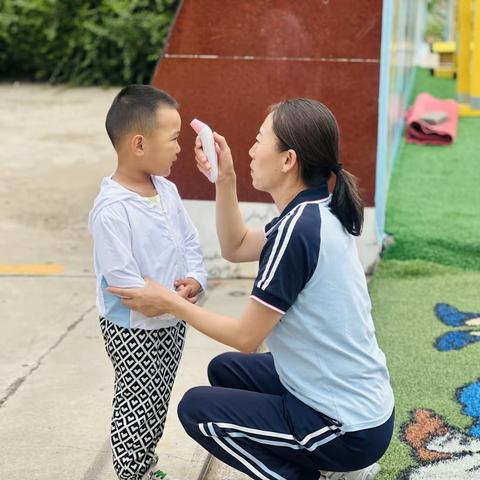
[330,167,364,236]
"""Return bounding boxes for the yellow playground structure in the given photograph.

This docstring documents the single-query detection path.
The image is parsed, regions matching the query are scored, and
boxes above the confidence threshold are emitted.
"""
[457,0,480,116]
[431,41,456,79]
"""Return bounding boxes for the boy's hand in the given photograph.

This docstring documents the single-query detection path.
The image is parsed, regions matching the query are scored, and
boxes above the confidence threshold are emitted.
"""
[174,277,202,304]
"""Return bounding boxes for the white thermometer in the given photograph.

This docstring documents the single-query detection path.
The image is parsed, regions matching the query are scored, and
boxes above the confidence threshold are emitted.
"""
[190,118,218,183]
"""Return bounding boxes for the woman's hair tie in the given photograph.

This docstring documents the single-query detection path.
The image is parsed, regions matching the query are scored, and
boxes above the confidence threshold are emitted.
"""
[331,163,343,175]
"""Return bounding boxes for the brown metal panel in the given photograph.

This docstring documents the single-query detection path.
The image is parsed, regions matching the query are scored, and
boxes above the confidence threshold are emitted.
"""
[154,58,379,205]
[152,0,382,205]
[166,0,382,59]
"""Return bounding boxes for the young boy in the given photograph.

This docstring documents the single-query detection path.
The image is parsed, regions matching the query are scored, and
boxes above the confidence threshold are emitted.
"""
[88,85,207,480]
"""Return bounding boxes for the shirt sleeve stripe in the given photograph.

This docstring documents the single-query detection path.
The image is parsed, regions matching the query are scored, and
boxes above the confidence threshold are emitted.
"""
[261,204,306,290]
[250,295,286,314]
[257,206,300,290]
[256,213,290,289]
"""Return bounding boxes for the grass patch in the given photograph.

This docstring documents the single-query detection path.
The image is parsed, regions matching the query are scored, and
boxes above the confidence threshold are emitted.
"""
[409,67,456,100]
[383,69,480,271]
[371,69,480,478]
[373,259,465,279]
[370,260,480,478]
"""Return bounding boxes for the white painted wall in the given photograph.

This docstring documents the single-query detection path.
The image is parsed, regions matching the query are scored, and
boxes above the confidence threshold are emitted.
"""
[184,201,379,278]
[184,200,277,278]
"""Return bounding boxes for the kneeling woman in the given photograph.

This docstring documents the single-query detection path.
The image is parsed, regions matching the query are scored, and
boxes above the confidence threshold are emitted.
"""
[109,99,395,480]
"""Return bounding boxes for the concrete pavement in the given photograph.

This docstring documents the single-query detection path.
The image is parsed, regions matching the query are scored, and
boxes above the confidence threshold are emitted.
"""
[0,275,250,479]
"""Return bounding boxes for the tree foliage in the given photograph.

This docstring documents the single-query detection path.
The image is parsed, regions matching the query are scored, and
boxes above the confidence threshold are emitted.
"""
[0,0,178,85]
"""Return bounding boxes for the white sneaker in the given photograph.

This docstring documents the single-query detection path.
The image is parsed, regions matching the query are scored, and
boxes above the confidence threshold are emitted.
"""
[321,463,381,480]
[142,467,180,480]
[142,454,178,480]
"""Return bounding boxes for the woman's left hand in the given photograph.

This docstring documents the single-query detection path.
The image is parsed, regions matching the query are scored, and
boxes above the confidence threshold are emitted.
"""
[107,278,177,317]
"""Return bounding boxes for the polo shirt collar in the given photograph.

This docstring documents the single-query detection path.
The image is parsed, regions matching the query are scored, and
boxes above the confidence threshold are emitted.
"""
[265,183,330,233]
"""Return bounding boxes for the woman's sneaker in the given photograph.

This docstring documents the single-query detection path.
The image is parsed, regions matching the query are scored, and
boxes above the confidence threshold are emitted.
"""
[321,463,381,480]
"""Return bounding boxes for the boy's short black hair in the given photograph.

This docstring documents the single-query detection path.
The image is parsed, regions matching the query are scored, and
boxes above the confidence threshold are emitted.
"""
[106,84,178,148]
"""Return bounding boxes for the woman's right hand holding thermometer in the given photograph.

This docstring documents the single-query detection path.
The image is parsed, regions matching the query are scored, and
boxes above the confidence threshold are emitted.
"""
[192,122,235,183]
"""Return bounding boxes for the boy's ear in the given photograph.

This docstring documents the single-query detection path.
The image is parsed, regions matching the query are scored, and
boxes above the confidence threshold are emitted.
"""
[131,134,145,156]
[281,149,298,174]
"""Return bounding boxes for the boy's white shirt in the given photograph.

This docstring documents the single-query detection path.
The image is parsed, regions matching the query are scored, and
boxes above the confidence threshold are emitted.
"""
[88,175,207,330]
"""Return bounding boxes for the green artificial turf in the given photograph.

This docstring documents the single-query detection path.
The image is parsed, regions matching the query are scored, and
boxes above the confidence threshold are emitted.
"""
[370,70,480,478]
[370,260,480,479]
[383,69,480,271]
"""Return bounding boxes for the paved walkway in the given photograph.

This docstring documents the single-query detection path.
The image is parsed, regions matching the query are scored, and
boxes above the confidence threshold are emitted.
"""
[0,84,380,479]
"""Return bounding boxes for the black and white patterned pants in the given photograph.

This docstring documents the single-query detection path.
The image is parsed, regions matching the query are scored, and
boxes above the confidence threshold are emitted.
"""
[100,317,186,480]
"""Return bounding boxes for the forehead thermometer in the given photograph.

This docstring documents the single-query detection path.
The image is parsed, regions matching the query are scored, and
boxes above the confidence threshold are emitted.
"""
[190,118,218,183]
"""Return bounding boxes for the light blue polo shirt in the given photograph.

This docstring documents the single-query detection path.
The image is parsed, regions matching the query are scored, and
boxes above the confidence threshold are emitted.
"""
[251,186,394,432]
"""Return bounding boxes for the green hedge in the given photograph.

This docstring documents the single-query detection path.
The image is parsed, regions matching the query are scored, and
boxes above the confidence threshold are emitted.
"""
[0,0,179,85]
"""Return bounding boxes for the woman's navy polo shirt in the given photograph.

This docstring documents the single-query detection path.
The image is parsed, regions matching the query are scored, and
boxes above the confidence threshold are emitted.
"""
[250,186,394,432]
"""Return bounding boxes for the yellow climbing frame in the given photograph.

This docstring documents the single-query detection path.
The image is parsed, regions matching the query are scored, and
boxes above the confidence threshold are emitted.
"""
[457,0,480,116]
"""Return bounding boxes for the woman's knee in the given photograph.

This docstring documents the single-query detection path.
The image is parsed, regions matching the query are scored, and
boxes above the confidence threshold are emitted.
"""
[177,386,210,434]
[207,351,236,386]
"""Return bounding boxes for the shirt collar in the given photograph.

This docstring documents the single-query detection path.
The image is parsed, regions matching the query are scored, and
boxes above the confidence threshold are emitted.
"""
[265,183,330,233]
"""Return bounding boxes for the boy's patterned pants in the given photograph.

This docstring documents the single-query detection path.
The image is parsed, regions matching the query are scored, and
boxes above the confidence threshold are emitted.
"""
[100,317,186,480]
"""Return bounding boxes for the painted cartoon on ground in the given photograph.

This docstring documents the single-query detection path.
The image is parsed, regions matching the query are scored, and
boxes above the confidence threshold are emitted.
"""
[400,304,480,479]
